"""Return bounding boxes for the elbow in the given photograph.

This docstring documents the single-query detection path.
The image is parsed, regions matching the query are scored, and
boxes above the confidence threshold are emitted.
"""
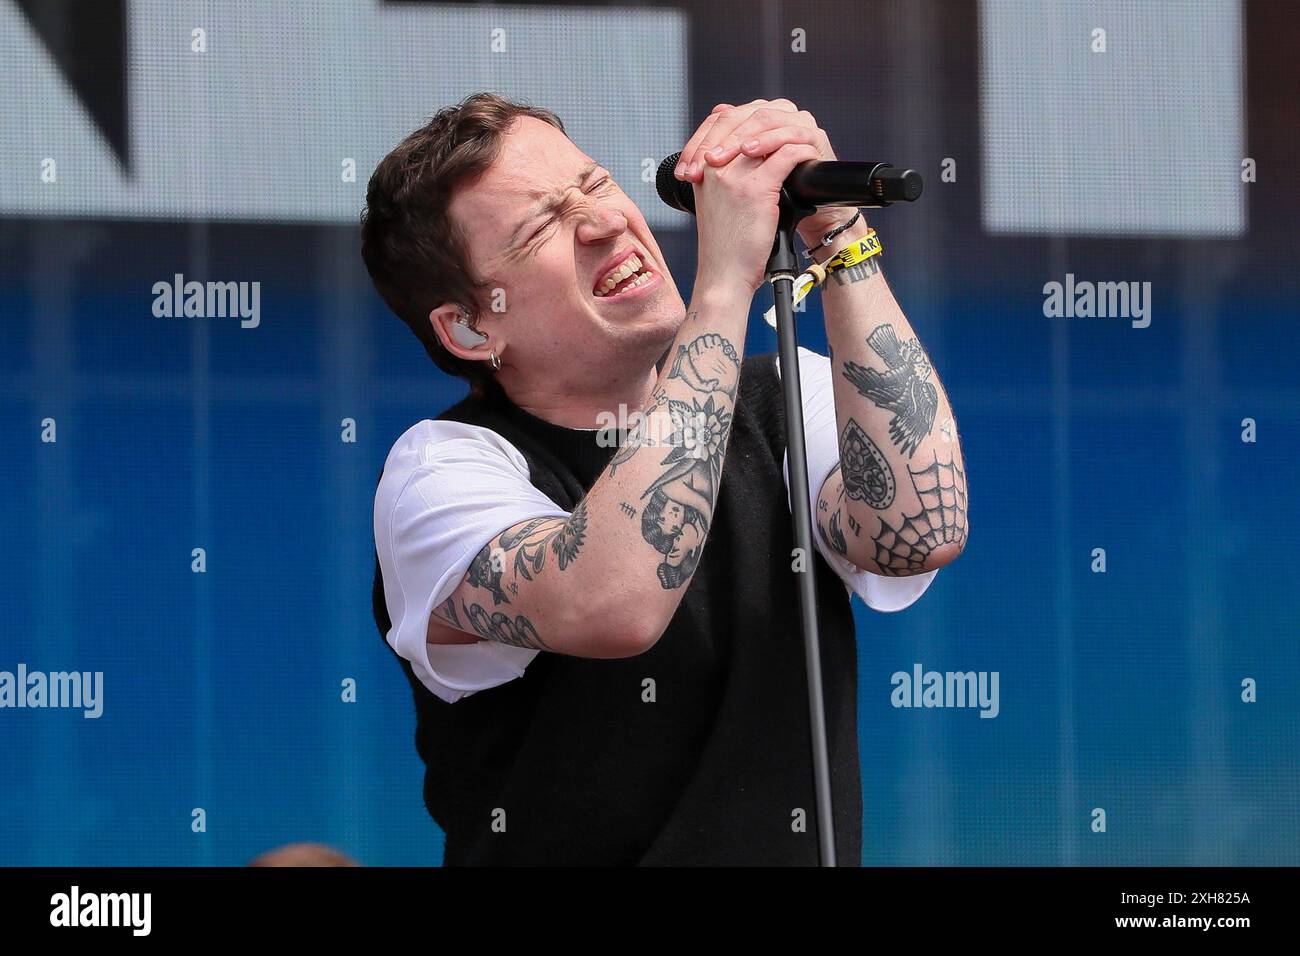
[572,596,668,659]
[920,513,970,571]
[922,538,966,572]
[846,530,968,577]
[608,610,669,658]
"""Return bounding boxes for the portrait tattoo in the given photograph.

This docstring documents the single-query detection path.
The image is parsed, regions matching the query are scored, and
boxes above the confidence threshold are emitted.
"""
[871,452,967,575]
[634,393,732,589]
[842,324,938,457]
[839,418,896,510]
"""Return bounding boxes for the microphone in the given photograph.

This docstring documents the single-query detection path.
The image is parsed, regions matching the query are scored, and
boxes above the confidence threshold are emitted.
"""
[655,151,922,215]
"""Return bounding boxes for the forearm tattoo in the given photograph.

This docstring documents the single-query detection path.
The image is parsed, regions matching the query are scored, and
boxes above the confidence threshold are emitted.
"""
[816,465,861,562]
[820,507,849,557]
[841,324,938,457]
[610,331,737,478]
[608,404,654,477]
[870,451,967,575]
[839,418,896,510]
[669,332,740,399]
[631,332,741,590]
[828,255,881,286]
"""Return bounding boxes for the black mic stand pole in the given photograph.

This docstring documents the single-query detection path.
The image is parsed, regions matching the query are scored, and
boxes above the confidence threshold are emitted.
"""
[658,151,922,867]
[765,191,838,867]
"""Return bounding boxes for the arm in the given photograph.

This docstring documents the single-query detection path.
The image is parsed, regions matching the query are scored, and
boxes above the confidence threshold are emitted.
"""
[809,215,969,576]
[431,279,753,659]
[671,97,968,578]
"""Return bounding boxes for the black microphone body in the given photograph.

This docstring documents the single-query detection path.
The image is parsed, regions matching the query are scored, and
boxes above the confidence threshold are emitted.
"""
[655,151,923,216]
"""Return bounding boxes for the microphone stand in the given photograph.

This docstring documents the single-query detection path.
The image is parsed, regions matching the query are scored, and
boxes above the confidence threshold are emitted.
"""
[657,150,921,867]
[765,191,838,867]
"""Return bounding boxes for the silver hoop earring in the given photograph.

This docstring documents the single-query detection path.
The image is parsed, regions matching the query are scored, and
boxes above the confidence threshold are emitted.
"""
[490,350,501,371]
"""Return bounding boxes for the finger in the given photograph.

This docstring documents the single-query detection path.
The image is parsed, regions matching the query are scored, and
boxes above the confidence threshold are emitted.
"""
[681,108,751,178]
[678,100,774,176]
[735,111,817,153]
[810,124,837,161]
[765,98,800,114]
[691,106,797,177]
[756,141,823,185]
[682,99,778,179]
[707,123,821,166]
[676,111,729,178]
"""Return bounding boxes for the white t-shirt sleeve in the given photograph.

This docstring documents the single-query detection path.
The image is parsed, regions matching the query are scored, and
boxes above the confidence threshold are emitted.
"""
[775,346,939,612]
[374,420,569,703]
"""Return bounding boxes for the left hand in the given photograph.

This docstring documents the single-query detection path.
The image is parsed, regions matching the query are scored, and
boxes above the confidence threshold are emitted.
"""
[673,99,861,248]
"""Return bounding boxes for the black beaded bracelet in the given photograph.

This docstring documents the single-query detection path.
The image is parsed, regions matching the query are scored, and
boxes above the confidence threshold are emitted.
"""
[801,210,863,260]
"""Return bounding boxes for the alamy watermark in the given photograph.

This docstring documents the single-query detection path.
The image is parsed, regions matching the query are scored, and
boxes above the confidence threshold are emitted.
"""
[891,663,999,718]
[0,664,103,718]
[1042,273,1151,328]
[152,273,260,328]
[50,886,150,936]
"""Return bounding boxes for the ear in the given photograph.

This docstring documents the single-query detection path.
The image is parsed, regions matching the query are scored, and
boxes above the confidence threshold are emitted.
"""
[429,302,495,362]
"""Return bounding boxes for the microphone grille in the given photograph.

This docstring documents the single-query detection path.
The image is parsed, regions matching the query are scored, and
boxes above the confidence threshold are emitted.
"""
[655,152,695,214]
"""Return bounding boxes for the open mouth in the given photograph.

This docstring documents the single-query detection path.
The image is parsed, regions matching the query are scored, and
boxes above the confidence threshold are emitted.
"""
[593,252,655,298]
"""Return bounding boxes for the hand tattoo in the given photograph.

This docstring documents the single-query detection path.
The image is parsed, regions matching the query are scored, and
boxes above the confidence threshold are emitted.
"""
[669,333,740,398]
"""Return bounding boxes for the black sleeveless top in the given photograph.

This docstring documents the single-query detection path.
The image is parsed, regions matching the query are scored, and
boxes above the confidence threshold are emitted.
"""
[372,353,862,865]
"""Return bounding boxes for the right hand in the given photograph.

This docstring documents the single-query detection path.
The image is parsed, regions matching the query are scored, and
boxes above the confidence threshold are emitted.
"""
[678,102,824,295]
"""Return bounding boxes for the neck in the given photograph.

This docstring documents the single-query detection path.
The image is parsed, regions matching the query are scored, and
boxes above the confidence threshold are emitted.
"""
[502,362,660,430]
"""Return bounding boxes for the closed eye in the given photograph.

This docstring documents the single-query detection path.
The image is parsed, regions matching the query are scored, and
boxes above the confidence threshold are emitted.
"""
[525,177,613,245]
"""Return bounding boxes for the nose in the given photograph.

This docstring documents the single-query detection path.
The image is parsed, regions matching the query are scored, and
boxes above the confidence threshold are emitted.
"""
[576,203,629,244]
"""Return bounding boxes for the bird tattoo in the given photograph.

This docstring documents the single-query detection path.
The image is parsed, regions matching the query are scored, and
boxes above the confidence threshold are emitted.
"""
[841,324,938,457]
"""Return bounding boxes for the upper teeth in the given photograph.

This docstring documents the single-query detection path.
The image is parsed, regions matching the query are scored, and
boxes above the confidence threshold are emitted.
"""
[596,254,645,295]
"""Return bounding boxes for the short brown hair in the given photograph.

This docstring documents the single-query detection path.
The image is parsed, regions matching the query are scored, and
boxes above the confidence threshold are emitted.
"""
[360,92,567,395]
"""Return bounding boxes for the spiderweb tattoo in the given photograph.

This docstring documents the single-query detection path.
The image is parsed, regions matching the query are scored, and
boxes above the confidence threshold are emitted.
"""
[872,452,967,575]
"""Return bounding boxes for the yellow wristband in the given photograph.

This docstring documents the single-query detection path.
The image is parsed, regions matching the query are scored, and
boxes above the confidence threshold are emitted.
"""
[823,229,882,275]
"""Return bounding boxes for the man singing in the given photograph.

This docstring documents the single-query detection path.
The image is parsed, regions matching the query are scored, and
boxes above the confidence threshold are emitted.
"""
[362,93,968,865]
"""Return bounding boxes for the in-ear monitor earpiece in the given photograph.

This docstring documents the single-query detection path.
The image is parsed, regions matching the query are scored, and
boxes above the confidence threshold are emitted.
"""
[450,310,488,348]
